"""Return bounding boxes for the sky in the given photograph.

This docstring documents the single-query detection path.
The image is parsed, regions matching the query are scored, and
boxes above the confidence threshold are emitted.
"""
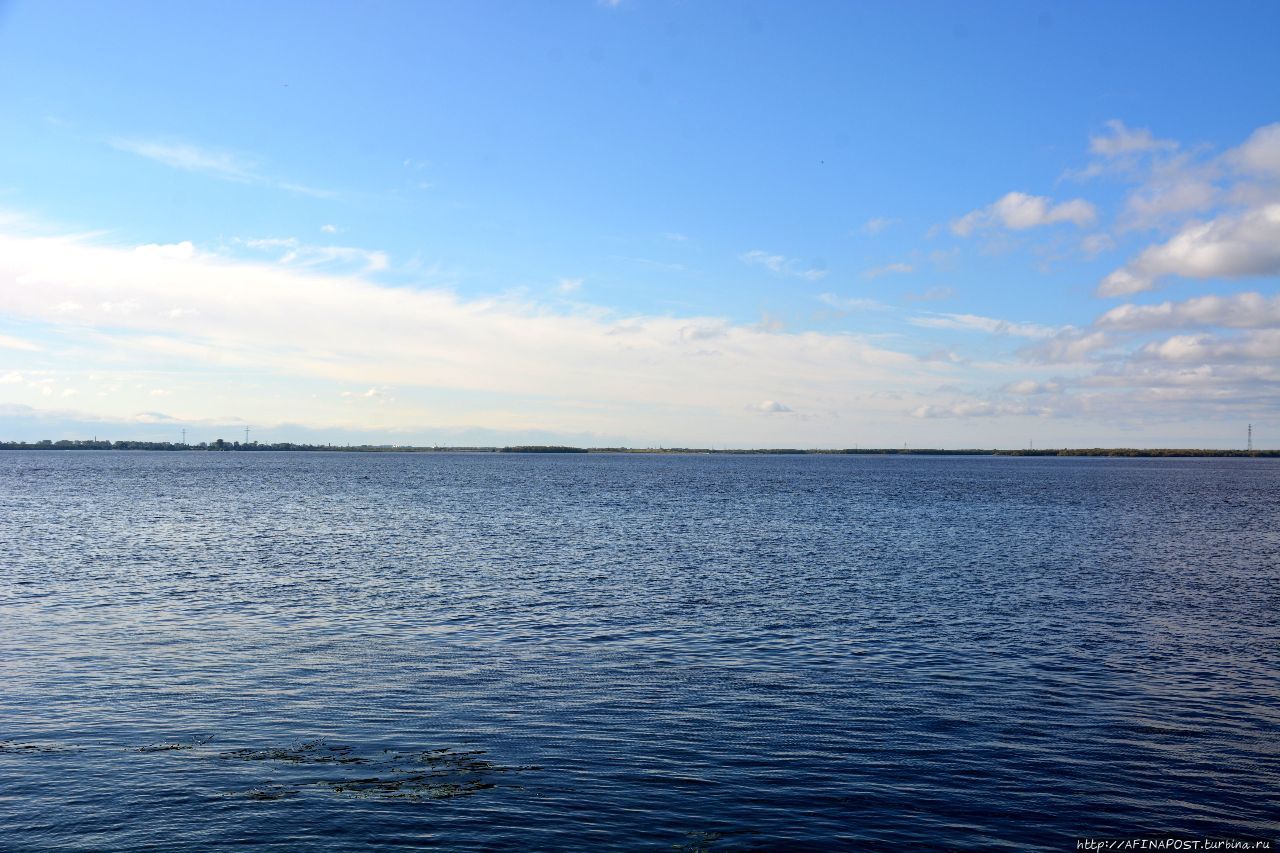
[1,0,1279,448]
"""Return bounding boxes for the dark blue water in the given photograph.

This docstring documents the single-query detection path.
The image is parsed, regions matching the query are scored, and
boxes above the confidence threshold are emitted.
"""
[1,452,1277,850]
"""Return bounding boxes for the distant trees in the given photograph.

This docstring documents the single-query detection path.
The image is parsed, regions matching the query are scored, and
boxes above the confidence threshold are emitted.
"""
[0,440,1275,457]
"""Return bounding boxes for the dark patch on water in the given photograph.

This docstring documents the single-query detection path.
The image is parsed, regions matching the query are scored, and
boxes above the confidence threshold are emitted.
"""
[0,740,80,754]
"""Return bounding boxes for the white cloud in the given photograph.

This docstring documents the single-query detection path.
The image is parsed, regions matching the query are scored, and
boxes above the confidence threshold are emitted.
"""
[242,237,390,273]
[134,241,197,261]
[912,401,1041,419]
[952,192,1097,236]
[1119,155,1220,231]
[321,224,339,234]
[557,277,583,294]
[750,400,792,413]
[110,138,253,182]
[1227,122,1280,176]
[0,227,940,442]
[679,323,727,342]
[111,137,333,198]
[0,333,40,351]
[863,262,913,279]
[908,312,1059,338]
[903,287,955,303]
[1081,233,1115,257]
[1139,330,1280,363]
[1097,292,1280,331]
[1019,330,1113,364]
[1089,120,1178,158]
[1003,380,1059,395]
[1099,204,1280,296]
[740,250,827,280]
[818,293,888,312]
[862,217,899,235]
[341,386,394,402]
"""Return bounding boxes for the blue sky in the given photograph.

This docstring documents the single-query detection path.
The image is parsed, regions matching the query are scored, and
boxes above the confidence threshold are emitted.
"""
[2,0,1279,447]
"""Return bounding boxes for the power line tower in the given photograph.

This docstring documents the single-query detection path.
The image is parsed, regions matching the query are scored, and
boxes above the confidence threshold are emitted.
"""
[244,426,250,444]
[1247,423,1252,452]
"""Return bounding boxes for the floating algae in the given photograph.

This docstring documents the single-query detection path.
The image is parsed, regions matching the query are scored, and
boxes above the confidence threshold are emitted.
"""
[237,784,301,801]
[324,748,517,800]
[213,739,538,802]
[0,740,80,754]
[138,735,213,753]
[5,735,536,803]
[217,738,368,765]
[672,830,765,853]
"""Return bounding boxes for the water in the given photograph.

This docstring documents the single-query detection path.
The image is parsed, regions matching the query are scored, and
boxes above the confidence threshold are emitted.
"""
[1,451,1277,850]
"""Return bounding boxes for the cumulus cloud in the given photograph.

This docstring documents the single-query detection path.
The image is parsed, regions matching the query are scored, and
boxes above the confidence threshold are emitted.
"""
[1089,120,1178,158]
[1138,330,1280,363]
[951,192,1096,236]
[1121,175,1219,231]
[1227,122,1280,176]
[750,400,793,413]
[1019,330,1113,364]
[1098,204,1280,296]
[910,122,1280,428]
[740,250,827,280]
[1097,292,1280,331]
[1094,121,1280,232]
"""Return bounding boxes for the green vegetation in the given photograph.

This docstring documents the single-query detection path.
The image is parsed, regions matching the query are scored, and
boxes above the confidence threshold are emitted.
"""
[0,439,1275,457]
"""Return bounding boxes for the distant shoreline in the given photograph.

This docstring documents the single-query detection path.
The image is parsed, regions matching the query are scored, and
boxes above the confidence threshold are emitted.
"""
[1,440,1274,458]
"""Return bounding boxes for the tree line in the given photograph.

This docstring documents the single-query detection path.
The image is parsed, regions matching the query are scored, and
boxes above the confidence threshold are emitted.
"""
[0,440,1274,457]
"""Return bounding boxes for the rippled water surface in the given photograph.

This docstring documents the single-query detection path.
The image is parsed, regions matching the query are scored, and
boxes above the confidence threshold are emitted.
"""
[1,451,1277,850]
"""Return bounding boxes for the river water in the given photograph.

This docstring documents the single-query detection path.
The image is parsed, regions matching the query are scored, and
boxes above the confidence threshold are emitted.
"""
[1,451,1277,850]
